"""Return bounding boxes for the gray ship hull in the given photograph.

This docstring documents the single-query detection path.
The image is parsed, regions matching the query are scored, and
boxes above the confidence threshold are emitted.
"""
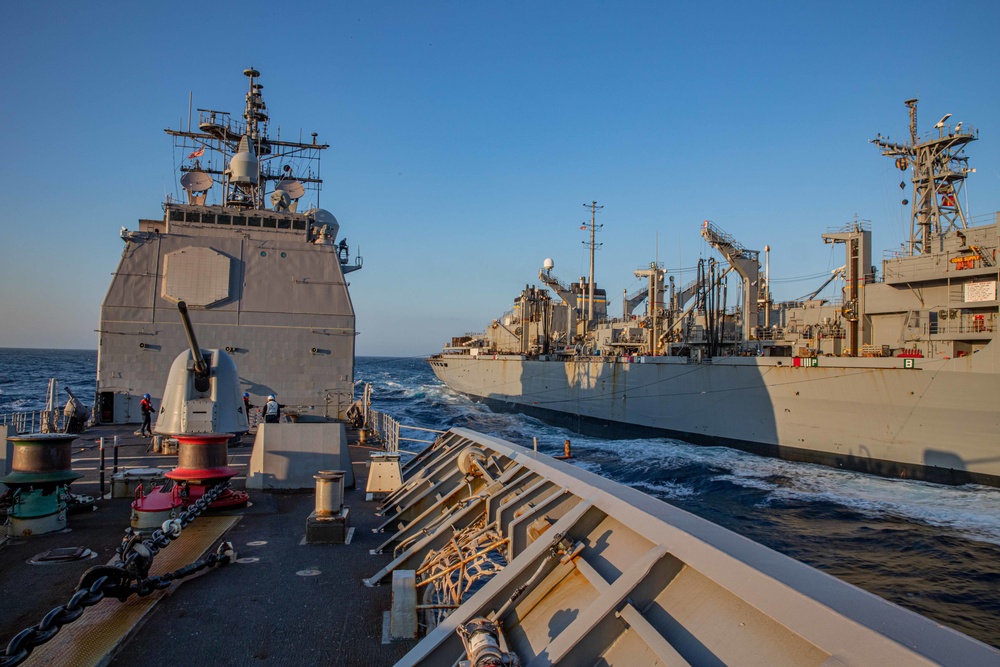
[430,344,1000,487]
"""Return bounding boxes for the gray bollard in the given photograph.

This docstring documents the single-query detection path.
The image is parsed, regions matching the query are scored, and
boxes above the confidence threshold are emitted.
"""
[315,470,345,516]
[307,470,350,544]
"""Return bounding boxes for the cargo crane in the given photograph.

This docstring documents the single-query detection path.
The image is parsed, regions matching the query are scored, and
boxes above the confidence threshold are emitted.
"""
[623,285,649,317]
[538,260,579,342]
[801,266,846,302]
[670,276,699,311]
[624,263,667,355]
[655,264,734,355]
[624,263,666,317]
[700,220,762,342]
[822,221,873,357]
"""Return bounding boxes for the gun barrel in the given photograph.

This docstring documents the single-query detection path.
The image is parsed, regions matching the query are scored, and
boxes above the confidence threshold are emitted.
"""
[177,301,209,377]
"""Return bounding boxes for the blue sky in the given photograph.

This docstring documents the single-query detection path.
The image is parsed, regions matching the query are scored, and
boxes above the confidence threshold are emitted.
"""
[2,1,999,356]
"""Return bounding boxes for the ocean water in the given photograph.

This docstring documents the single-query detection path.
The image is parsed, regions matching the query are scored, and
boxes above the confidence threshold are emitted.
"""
[1,349,998,649]
[0,348,97,414]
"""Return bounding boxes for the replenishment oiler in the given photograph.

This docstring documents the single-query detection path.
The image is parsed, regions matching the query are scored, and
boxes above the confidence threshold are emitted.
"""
[431,100,1000,488]
[1,73,998,666]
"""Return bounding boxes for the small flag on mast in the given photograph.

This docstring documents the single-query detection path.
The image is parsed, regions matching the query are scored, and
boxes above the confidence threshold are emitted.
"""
[580,225,587,230]
[187,146,205,159]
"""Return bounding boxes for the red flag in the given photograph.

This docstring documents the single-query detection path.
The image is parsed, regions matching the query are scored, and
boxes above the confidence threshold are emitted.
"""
[187,146,205,159]
[580,225,587,230]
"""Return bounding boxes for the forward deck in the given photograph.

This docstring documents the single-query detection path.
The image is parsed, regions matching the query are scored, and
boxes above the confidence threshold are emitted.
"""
[0,423,415,666]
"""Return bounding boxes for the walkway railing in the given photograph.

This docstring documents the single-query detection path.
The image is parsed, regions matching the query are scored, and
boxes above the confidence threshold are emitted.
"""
[0,410,67,434]
[369,410,445,456]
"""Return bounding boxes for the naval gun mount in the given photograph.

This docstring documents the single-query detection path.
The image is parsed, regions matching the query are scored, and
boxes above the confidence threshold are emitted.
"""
[153,301,249,509]
[151,304,355,494]
[154,301,249,436]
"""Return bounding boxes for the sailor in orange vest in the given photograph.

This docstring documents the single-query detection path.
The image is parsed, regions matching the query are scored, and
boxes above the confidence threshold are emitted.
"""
[139,393,153,437]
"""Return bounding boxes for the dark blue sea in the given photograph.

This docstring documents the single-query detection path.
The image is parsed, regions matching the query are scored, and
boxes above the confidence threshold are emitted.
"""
[2,349,998,649]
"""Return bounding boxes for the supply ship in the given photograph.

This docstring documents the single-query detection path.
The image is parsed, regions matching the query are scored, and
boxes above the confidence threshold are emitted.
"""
[430,100,1000,487]
[2,74,998,666]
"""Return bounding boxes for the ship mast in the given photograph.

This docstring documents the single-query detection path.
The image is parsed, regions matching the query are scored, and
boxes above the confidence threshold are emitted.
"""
[165,68,330,211]
[872,99,977,255]
[234,67,267,209]
[582,201,603,325]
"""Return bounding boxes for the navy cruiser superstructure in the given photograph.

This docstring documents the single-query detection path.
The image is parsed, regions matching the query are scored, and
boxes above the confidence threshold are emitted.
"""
[97,68,362,425]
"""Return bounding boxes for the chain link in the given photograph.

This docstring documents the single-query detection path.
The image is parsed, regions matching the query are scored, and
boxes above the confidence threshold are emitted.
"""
[0,482,233,667]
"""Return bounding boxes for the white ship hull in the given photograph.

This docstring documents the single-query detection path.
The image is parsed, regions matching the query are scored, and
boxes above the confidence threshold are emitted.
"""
[431,343,1000,486]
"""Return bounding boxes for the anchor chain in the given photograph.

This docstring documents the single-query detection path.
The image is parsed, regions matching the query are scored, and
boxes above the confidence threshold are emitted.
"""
[0,482,234,666]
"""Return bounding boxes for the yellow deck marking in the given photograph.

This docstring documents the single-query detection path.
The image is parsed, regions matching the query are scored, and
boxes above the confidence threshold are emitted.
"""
[24,515,240,667]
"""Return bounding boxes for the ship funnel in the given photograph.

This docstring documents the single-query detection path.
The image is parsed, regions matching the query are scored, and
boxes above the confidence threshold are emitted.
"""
[229,136,259,185]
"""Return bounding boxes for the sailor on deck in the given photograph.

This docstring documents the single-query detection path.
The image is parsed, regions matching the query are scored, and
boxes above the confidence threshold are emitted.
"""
[264,395,280,423]
[139,393,153,436]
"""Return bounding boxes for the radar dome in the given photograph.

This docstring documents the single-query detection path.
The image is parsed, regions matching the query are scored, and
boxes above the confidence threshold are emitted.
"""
[229,136,259,185]
[180,171,214,192]
[309,208,339,226]
[277,179,306,200]
[543,258,554,271]
[307,208,340,242]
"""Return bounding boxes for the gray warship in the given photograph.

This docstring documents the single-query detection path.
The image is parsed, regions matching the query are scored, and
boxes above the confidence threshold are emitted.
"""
[2,75,999,665]
[97,67,361,427]
[431,100,1000,488]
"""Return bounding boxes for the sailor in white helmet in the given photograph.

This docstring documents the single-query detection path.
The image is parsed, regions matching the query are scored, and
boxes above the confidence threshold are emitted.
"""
[264,394,281,423]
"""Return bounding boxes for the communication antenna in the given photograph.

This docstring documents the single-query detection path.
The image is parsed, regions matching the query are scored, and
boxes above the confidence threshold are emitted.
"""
[582,201,604,323]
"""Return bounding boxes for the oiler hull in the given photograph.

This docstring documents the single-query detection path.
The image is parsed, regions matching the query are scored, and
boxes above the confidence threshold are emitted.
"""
[430,345,1000,487]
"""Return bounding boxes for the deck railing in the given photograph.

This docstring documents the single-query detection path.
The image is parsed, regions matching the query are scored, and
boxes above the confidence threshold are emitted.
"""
[369,410,445,456]
[0,410,68,434]
[926,313,997,336]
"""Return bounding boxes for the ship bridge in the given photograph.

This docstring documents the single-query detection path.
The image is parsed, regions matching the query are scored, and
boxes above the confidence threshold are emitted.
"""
[163,203,311,232]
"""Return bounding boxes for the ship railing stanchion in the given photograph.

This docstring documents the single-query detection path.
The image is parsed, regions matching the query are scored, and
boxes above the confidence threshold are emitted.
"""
[99,437,106,498]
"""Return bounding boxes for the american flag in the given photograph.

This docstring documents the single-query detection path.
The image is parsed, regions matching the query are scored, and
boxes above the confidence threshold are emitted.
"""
[187,146,205,159]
